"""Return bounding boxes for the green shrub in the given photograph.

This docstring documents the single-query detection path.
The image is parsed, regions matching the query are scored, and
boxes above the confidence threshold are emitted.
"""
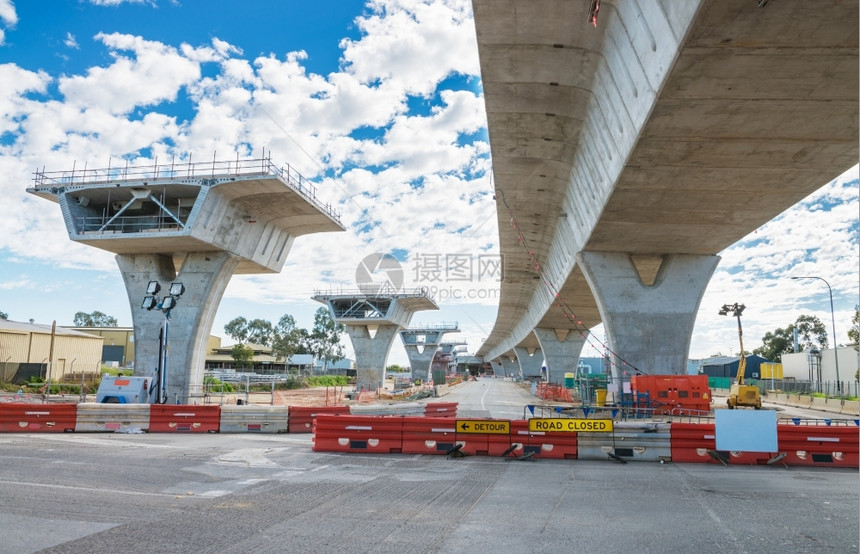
[307,375,349,387]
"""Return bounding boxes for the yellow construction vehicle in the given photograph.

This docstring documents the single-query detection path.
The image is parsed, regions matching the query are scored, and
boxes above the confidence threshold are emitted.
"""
[719,303,762,409]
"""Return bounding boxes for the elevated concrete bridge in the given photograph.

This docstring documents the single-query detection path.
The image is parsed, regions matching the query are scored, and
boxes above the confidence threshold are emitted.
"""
[473,0,858,383]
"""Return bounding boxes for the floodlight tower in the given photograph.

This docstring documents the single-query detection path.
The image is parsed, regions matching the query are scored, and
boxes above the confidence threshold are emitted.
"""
[28,154,344,403]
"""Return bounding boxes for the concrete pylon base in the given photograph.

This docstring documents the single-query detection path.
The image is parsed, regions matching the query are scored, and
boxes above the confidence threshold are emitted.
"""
[346,324,400,392]
[533,328,589,384]
[514,347,543,379]
[119,251,239,404]
[500,356,520,378]
[577,251,720,380]
[403,345,435,382]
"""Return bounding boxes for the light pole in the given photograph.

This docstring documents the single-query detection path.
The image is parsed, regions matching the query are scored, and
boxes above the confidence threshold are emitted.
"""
[142,280,185,403]
[790,276,841,393]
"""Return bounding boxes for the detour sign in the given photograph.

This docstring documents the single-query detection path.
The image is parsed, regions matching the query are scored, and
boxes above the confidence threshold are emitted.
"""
[528,418,614,433]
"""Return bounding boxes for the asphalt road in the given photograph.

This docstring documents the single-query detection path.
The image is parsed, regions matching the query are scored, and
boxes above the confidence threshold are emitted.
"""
[0,378,857,554]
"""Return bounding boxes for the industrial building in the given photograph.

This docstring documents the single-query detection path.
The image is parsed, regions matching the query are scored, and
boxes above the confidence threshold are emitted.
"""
[0,320,103,384]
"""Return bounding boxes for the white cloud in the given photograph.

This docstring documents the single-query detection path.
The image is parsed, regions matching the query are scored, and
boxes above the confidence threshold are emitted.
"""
[64,32,79,49]
[57,33,203,114]
[88,0,154,6]
[0,0,17,27]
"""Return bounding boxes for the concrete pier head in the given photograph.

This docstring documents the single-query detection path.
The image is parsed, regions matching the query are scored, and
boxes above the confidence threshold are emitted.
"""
[314,291,438,392]
[399,324,459,382]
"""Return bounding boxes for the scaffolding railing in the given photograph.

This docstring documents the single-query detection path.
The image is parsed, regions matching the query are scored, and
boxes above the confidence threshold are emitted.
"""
[31,153,342,225]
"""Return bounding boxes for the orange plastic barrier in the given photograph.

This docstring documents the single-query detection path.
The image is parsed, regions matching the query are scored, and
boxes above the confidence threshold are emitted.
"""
[0,403,77,433]
[149,405,220,433]
[401,416,458,455]
[424,402,458,418]
[508,420,577,460]
[486,423,518,456]
[288,405,350,433]
[312,415,404,453]
[670,423,720,464]
[778,423,859,468]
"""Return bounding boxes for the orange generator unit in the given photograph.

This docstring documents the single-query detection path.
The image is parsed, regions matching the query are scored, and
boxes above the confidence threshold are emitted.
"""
[630,375,711,415]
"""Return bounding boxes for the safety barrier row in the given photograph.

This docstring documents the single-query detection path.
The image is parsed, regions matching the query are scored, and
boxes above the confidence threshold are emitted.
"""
[0,401,460,434]
[3,403,854,468]
[311,415,858,468]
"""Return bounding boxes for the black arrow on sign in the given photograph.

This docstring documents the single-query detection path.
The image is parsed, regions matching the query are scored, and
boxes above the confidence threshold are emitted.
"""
[460,422,470,431]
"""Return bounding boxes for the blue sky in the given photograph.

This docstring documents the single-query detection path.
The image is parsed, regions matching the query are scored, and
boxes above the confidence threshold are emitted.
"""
[0,0,857,368]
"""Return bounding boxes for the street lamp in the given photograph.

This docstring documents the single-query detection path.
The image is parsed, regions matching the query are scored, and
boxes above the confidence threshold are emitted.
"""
[141,281,185,403]
[790,276,840,393]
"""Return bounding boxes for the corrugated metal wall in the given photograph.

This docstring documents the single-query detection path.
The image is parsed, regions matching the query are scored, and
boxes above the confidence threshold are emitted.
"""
[0,329,103,381]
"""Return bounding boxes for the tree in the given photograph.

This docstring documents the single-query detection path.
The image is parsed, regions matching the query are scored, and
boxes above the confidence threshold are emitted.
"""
[0,310,7,320]
[271,314,310,362]
[224,317,249,344]
[848,304,859,346]
[245,318,274,346]
[224,316,275,346]
[73,310,118,327]
[307,307,346,368]
[753,314,829,362]
[231,344,254,369]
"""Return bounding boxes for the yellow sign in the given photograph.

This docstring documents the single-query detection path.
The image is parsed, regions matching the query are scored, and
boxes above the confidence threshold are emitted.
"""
[528,418,614,433]
[456,420,510,434]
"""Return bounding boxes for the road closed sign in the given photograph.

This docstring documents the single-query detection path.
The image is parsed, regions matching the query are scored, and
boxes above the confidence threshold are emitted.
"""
[528,418,614,433]
[456,420,510,434]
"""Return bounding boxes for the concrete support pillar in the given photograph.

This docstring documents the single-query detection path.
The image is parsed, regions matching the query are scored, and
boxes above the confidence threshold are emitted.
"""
[577,252,720,382]
[533,328,589,385]
[402,343,436,382]
[500,356,521,378]
[514,347,544,379]
[346,324,401,392]
[490,359,503,377]
[399,328,457,382]
[119,251,240,404]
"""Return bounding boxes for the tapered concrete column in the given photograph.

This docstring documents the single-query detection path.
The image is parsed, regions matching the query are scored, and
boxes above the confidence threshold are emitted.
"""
[533,328,589,385]
[490,359,503,377]
[577,252,720,381]
[119,252,240,403]
[400,325,459,381]
[514,347,543,379]
[347,325,401,392]
[501,356,520,378]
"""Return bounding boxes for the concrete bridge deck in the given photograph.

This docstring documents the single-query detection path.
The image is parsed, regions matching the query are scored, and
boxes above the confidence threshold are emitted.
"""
[473,0,858,376]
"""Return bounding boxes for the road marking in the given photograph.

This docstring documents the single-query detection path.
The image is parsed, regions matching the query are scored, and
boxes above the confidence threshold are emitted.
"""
[0,479,177,498]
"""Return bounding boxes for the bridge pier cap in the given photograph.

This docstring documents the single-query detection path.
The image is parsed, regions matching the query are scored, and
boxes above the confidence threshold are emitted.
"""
[313,289,439,391]
[399,323,460,382]
[27,154,345,403]
[577,252,719,379]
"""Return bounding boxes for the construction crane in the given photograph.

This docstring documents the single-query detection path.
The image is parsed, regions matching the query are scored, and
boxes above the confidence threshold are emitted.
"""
[719,303,761,409]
